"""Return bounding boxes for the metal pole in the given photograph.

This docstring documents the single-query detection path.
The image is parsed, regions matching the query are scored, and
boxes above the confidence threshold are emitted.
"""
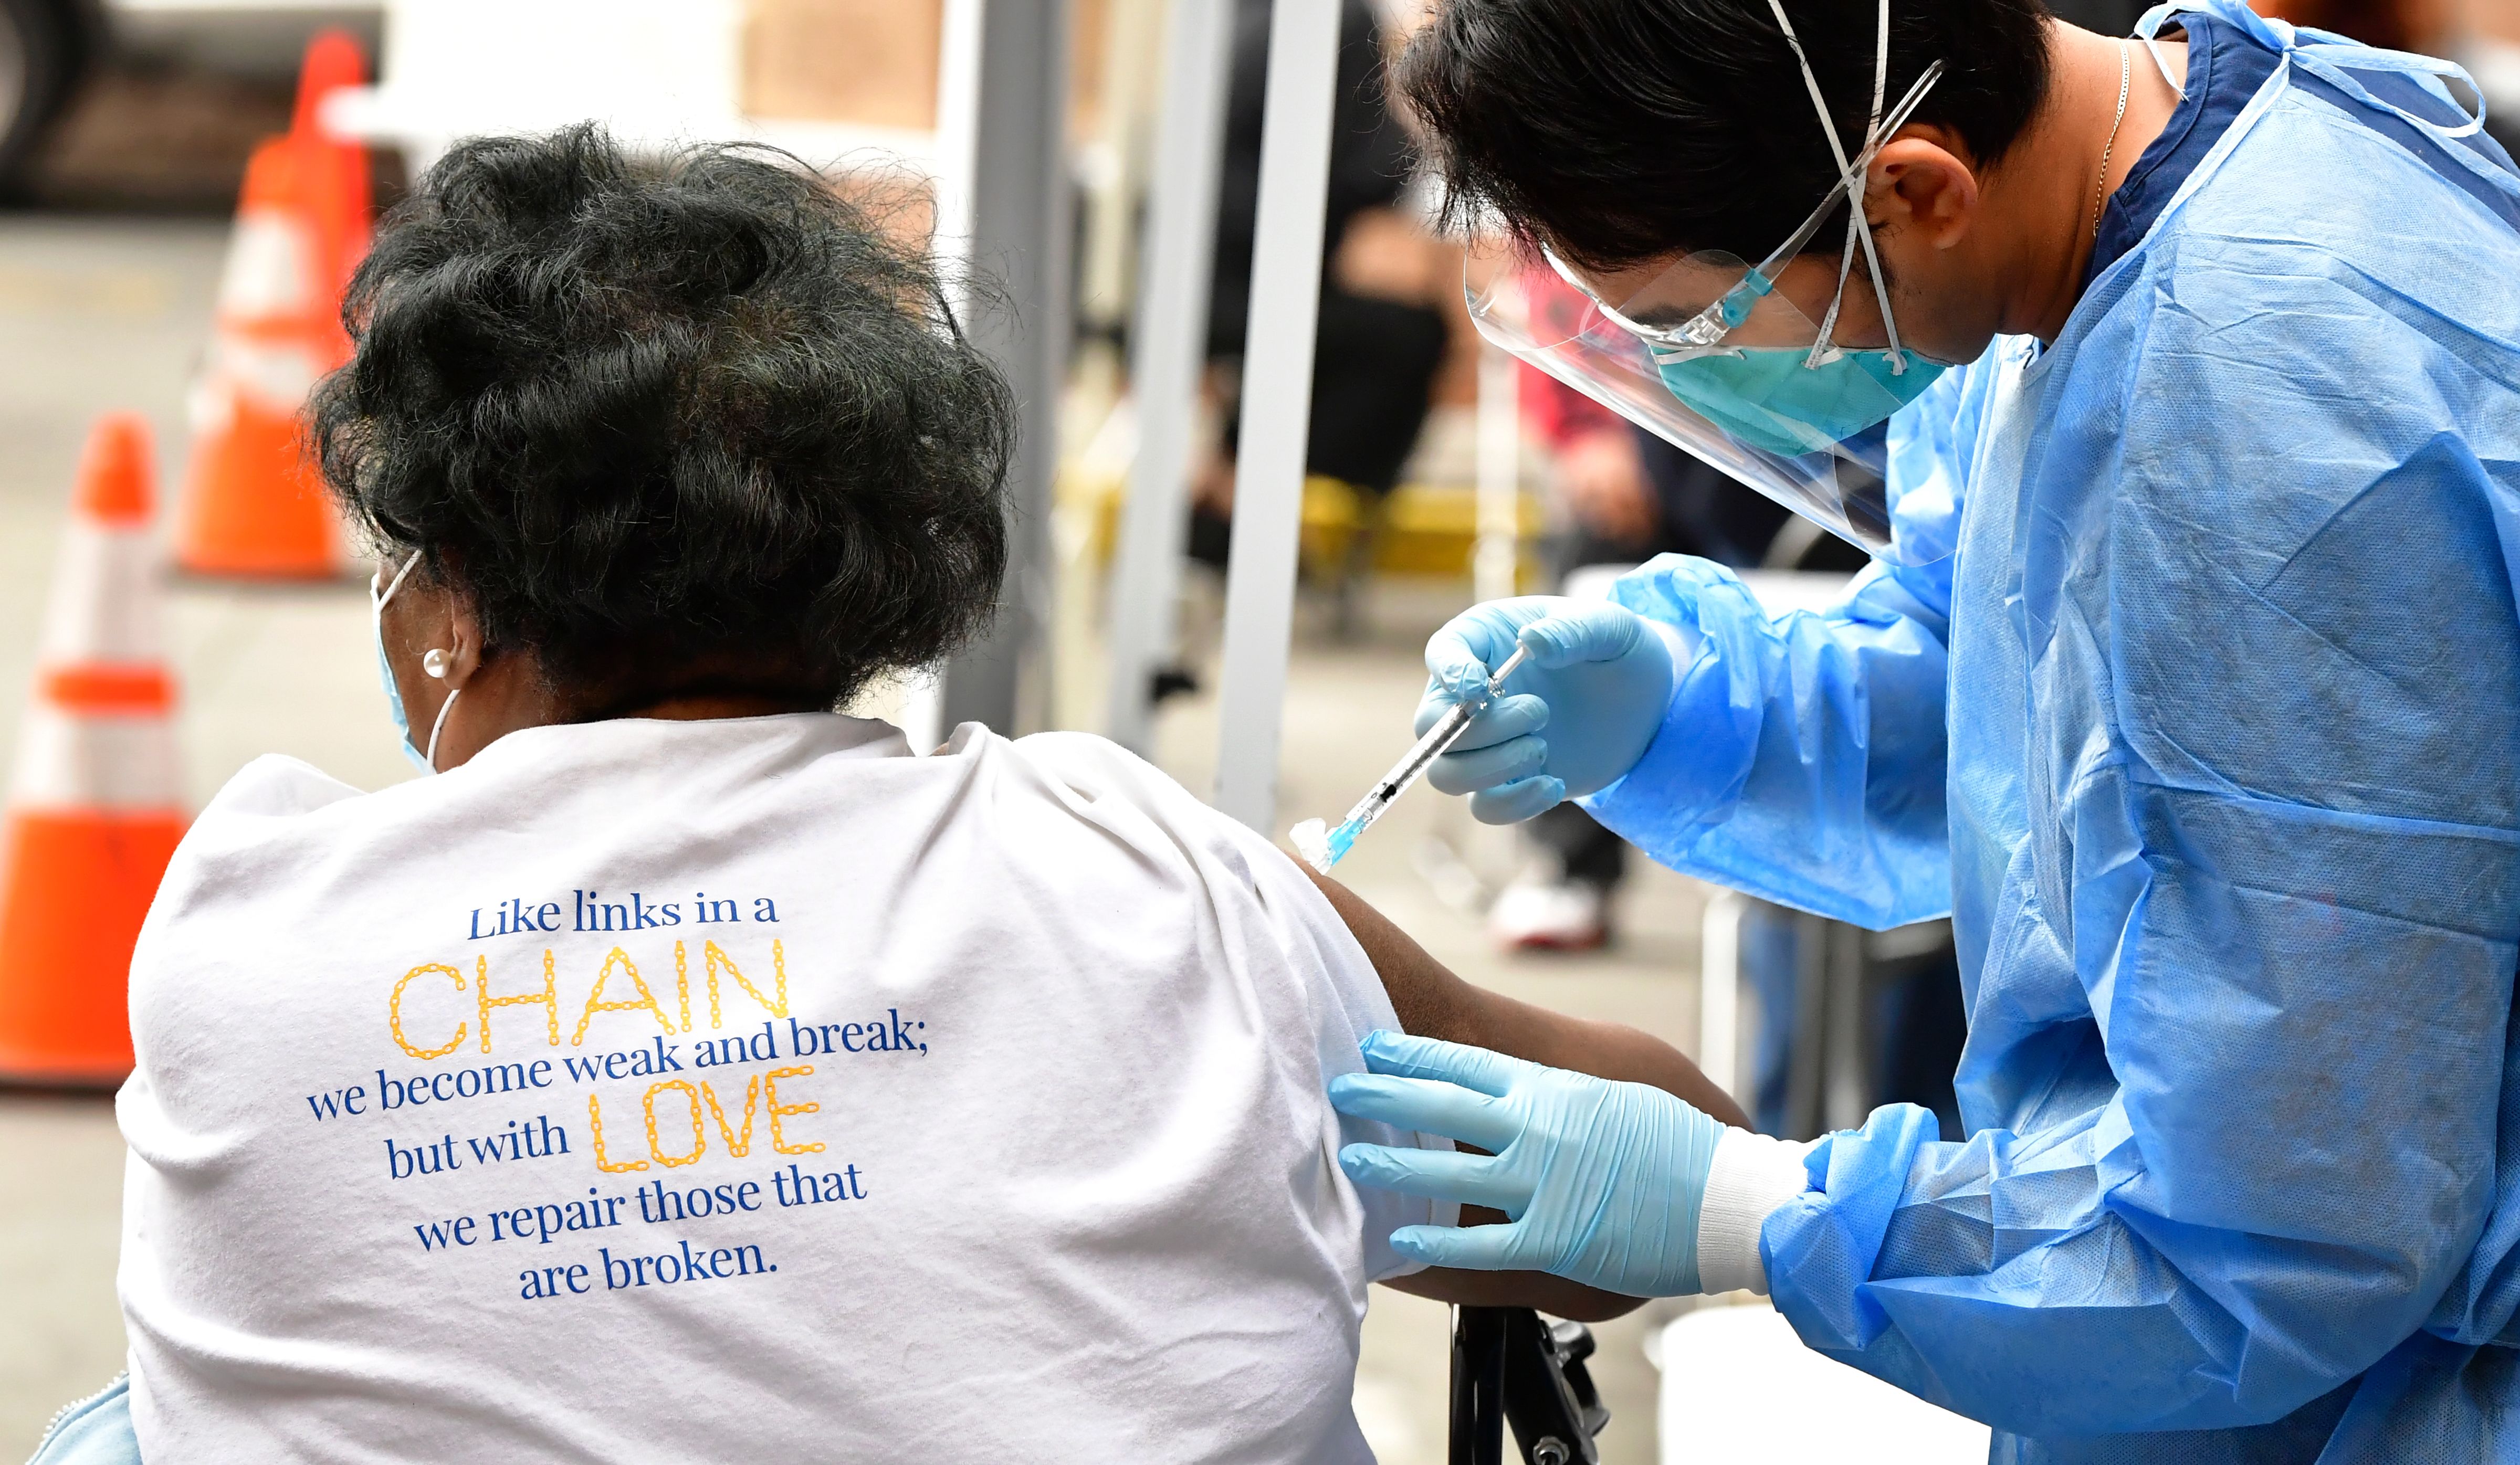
[1212,0,1340,830]
[1786,910,1829,1141]
[1448,1305,1507,1465]
[1104,0,1236,753]
[1823,919,1871,1133]
[940,0,1076,736]
[1698,888,1744,1103]
[1473,341,1520,606]
[899,0,991,753]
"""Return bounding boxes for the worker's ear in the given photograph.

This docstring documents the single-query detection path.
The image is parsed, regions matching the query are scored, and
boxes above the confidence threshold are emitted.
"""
[1867,127,1981,251]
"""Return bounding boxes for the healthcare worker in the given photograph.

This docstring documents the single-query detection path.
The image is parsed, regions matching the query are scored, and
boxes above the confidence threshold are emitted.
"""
[1327,0,2520,1456]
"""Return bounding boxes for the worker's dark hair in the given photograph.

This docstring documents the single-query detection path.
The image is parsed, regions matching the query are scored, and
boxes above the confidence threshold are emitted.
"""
[311,123,1014,712]
[1395,0,2054,270]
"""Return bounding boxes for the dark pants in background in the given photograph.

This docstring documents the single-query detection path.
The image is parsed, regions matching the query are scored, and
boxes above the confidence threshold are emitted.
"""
[1188,287,1450,568]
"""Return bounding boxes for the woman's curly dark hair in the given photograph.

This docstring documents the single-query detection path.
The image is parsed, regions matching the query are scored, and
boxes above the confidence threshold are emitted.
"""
[312,124,1014,712]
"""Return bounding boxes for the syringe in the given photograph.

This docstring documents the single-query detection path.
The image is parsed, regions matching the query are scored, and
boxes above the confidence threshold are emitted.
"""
[1290,644,1531,874]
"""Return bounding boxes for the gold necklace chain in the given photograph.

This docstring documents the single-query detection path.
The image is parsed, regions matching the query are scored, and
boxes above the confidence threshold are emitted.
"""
[2092,40,2133,239]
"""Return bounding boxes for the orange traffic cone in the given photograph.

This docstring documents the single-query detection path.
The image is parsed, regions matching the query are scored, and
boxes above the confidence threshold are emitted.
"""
[0,416,189,1088]
[294,29,372,313]
[172,30,371,579]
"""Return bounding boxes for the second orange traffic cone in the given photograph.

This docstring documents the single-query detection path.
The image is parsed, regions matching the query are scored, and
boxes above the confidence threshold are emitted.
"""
[172,30,371,579]
[0,416,189,1088]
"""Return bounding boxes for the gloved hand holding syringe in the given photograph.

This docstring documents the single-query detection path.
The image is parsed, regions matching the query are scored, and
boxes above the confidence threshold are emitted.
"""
[1291,597,1682,871]
[1291,645,1530,873]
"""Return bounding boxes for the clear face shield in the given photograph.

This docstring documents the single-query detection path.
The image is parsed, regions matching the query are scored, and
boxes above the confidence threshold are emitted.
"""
[1462,0,1949,565]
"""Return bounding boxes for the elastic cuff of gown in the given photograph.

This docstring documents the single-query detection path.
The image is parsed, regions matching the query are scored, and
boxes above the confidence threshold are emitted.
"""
[1696,1129,1813,1296]
[1643,617,1702,681]
[1571,621,1700,813]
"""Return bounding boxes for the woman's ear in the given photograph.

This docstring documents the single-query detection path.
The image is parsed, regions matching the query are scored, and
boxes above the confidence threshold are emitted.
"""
[440,596,487,687]
[1869,128,1981,251]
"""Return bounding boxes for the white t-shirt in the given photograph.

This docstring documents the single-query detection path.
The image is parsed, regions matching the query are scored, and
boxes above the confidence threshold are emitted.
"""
[117,714,1444,1463]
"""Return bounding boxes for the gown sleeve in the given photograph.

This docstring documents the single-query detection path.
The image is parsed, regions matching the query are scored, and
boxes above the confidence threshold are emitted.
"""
[1576,364,1981,931]
[1758,241,2520,1436]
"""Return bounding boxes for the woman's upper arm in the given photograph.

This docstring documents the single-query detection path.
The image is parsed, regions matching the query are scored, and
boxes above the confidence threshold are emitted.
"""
[1298,864,1754,1319]
[1301,867,1748,1128]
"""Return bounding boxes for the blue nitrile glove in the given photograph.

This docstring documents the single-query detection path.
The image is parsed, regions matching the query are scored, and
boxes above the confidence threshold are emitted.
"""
[1418,596,1677,824]
[1330,1030,1723,1297]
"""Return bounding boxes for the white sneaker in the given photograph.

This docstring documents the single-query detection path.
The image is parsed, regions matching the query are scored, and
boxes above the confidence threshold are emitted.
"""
[1488,877,1609,952]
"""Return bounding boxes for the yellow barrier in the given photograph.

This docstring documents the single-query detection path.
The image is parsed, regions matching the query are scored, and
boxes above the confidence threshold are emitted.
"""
[1063,467,1544,588]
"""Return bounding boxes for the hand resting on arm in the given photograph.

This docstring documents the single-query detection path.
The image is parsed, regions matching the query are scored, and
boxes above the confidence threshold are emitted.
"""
[1303,869,1750,1321]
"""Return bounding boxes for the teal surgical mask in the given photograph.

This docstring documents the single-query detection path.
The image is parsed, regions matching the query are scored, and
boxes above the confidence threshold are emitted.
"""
[1654,339,1945,459]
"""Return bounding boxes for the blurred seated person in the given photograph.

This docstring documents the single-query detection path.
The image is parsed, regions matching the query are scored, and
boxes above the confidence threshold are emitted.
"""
[33,128,1746,1464]
[1187,0,1451,570]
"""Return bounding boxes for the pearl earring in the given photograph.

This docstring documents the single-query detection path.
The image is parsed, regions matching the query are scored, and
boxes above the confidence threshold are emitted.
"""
[422,648,451,679]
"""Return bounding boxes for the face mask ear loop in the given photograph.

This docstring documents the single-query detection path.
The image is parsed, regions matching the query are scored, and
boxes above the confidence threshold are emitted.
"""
[1847,181,1909,372]
[1810,0,1890,368]
[374,551,421,612]
[377,552,457,771]
[422,687,460,773]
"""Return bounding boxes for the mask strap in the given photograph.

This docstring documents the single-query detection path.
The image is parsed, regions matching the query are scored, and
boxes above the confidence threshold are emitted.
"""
[1766,0,1859,178]
[1772,0,1915,373]
[377,551,456,771]
[1848,0,1908,368]
[1840,0,1910,368]
[1804,0,1888,363]
[423,687,461,773]
[1809,218,1862,366]
[1585,53,1940,355]
[375,551,421,610]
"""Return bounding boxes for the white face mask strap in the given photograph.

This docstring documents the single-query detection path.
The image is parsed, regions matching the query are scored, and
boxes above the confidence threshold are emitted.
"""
[1809,215,1863,366]
[1814,0,1891,371]
[1851,0,1910,369]
[1772,0,1914,372]
[376,550,457,772]
[1767,0,1860,179]
[1868,0,1889,120]
[375,551,421,612]
[1848,175,1910,371]
[423,687,460,772]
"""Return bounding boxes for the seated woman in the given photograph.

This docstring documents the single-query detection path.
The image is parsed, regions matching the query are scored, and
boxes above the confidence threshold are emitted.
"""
[57,127,1742,1462]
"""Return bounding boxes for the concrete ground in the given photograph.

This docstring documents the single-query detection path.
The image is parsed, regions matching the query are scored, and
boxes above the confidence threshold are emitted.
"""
[0,215,1710,1463]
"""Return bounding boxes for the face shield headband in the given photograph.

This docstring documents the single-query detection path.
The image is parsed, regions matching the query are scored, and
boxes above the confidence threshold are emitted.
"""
[1549,35,1945,369]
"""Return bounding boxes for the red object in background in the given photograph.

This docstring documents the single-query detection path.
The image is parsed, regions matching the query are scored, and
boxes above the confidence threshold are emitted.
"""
[1520,362,1625,451]
[0,416,188,1088]
[172,30,372,579]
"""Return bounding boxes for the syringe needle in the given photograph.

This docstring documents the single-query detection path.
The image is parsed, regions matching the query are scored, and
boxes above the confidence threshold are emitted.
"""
[1290,643,1531,873]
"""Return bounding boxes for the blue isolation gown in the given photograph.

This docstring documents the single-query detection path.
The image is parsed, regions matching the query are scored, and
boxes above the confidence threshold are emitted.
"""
[1581,4,2520,1456]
